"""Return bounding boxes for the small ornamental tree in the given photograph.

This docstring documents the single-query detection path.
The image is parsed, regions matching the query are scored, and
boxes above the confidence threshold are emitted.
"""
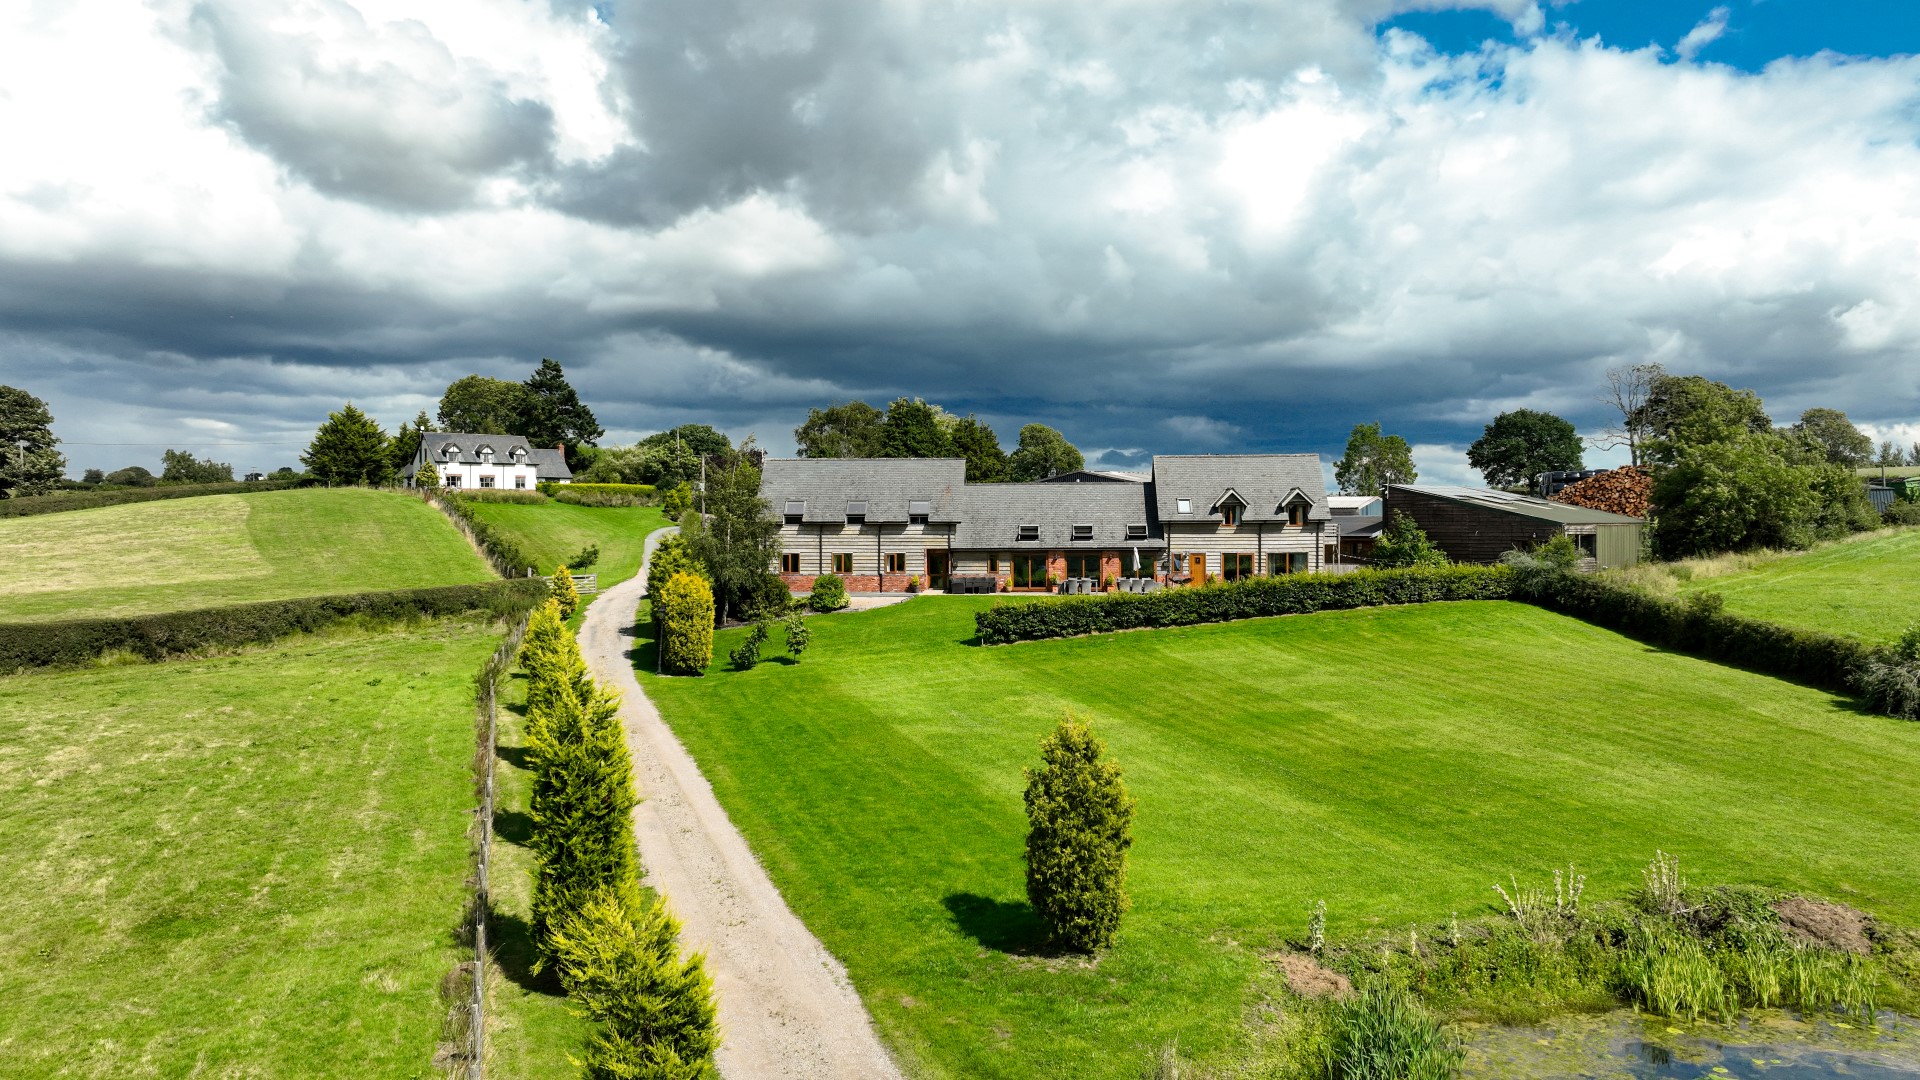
[415,459,440,489]
[783,609,810,659]
[548,890,720,1080]
[662,482,693,520]
[729,620,769,670]
[1023,717,1135,953]
[1370,511,1449,568]
[551,563,580,619]
[645,533,705,601]
[657,572,715,675]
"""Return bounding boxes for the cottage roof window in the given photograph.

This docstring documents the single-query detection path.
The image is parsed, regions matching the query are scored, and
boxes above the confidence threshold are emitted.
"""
[909,498,932,524]
[1071,524,1093,542]
[1176,499,1192,514]
[846,500,867,524]
[1017,524,1039,542]
[1126,523,1148,540]
[784,500,806,524]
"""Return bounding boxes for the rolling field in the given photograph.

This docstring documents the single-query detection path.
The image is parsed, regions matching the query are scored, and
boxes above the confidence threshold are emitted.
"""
[1666,527,1920,643]
[0,622,503,1078]
[0,488,494,623]
[458,499,667,594]
[638,598,1920,1079]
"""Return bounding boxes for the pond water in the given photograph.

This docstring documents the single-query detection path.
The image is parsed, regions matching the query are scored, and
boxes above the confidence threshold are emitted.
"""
[1462,1010,1920,1079]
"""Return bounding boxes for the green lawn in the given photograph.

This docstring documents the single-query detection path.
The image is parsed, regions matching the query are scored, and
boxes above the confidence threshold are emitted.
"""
[637,598,1920,1079]
[0,488,494,623]
[1677,527,1920,643]
[0,622,504,1078]
[459,499,667,594]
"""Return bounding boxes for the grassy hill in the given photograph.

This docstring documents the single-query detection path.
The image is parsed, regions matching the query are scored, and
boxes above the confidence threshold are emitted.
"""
[0,622,502,1078]
[457,499,667,590]
[1618,527,1920,644]
[0,488,494,623]
[638,598,1920,1079]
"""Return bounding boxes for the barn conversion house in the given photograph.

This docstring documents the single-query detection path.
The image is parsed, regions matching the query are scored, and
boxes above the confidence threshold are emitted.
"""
[761,454,1336,593]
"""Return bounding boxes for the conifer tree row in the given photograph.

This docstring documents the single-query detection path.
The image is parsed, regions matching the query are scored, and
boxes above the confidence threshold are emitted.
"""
[517,600,719,1078]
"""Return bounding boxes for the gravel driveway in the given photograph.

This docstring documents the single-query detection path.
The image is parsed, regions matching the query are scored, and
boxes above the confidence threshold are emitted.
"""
[574,529,905,1080]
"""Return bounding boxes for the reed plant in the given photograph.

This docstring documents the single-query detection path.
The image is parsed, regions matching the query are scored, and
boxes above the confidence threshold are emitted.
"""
[1322,984,1462,1080]
[1619,924,1735,1022]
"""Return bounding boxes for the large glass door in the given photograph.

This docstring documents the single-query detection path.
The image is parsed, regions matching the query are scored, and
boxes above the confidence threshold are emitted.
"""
[1064,553,1102,580]
[1011,554,1048,589]
[925,550,950,591]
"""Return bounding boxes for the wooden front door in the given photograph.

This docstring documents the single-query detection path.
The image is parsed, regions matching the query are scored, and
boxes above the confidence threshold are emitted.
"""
[925,550,950,591]
[1190,553,1207,584]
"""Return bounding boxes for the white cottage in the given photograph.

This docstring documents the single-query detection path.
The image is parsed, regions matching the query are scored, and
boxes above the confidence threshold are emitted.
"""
[408,432,573,490]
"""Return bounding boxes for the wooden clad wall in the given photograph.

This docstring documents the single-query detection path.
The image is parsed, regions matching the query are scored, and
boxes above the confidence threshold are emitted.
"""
[1384,489,1557,565]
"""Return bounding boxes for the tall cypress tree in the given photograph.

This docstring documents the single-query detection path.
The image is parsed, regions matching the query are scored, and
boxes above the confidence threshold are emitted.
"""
[521,359,605,464]
[527,670,640,960]
[300,403,393,486]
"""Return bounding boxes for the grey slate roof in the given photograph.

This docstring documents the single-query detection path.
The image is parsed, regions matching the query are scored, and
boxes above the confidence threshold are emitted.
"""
[952,482,1159,550]
[759,458,967,523]
[411,432,573,480]
[524,447,573,481]
[1150,454,1330,524]
[1392,485,1643,524]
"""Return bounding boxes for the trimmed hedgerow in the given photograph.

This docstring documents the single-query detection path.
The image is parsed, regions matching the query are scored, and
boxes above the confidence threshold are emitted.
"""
[974,565,1514,645]
[542,481,656,498]
[432,491,539,578]
[0,479,305,518]
[1513,570,1877,699]
[448,489,547,505]
[553,488,647,508]
[0,578,550,672]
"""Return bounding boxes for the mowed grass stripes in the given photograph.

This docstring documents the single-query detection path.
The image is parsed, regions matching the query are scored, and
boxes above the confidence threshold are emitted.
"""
[639,598,1920,1079]
[0,488,494,623]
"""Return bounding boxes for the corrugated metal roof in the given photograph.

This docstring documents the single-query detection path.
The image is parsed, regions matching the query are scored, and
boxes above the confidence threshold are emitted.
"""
[1150,454,1330,523]
[1392,485,1644,524]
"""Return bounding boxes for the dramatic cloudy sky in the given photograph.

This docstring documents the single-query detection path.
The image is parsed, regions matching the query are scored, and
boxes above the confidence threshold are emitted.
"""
[3,0,1919,482]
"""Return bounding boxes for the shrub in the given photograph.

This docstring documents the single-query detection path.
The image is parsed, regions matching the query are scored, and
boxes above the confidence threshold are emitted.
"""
[415,460,440,489]
[1024,717,1135,953]
[1323,984,1462,1080]
[546,481,657,499]
[556,488,648,508]
[738,572,792,621]
[645,534,705,600]
[1885,501,1920,526]
[808,572,850,612]
[0,579,550,672]
[520,600,588,727]
[551,564,580,619]
[0,478,304,518]
[546,889,720,1080]
[730,621,769,670]
[1859,653,1920,720]
[975,565,1513,645]
[783,610,810,659]
[449,489,547,504]
[657,572,715,675]
[662,482,693,519]
[1371,511,1450,569]
[569,543,601,570]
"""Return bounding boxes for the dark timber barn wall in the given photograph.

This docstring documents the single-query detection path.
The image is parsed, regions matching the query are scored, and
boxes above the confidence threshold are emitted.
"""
[1385,487,1564,564]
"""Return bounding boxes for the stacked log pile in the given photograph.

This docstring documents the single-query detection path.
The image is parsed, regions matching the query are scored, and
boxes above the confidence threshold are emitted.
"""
[1551,466,1651,518]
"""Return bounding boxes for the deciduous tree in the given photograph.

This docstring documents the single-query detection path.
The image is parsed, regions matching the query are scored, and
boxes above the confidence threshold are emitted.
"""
[951,414,1009,482]
[1370,511,1449,568]
[794,400,885,458]
[160,449,234,484]
[1789,408,1874,467]
[879,397,953,459]
[684,444,782,624]
[1333,422,1416,495]
[1007,423,1084,481]
[1466,409,1583,490]
[0,385,67,498]
[1592,362,1664,466]
[437,374,531,434]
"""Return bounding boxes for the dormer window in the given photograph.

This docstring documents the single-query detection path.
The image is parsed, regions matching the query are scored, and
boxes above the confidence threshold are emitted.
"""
[784,500,806,525]
[1126,524,1147,540]
[512,446,527,460]
[1221,504,1241,527]
[1017,525,1039,542]
[846,501,867,525]
[478,446,493,464]
[909,499,931,525]
[1071,524,1093,542]
[442,444,460,461]
[1176,499,1192,515]
[1288,504,1307,526]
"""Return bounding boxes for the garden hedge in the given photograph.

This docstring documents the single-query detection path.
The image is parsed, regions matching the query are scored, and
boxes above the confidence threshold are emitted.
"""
[0,578,550,672]
[974,565,1515,645]
[542,482,656,498]
[432,492,540,577]
[0,479,306,518]
[1515,571,1878,698]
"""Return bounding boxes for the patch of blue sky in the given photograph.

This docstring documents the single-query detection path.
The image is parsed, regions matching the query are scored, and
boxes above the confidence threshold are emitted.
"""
[1379,1,1920,71]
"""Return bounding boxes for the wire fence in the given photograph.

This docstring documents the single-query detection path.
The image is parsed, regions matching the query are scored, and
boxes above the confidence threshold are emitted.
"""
[444,611,530,1078]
